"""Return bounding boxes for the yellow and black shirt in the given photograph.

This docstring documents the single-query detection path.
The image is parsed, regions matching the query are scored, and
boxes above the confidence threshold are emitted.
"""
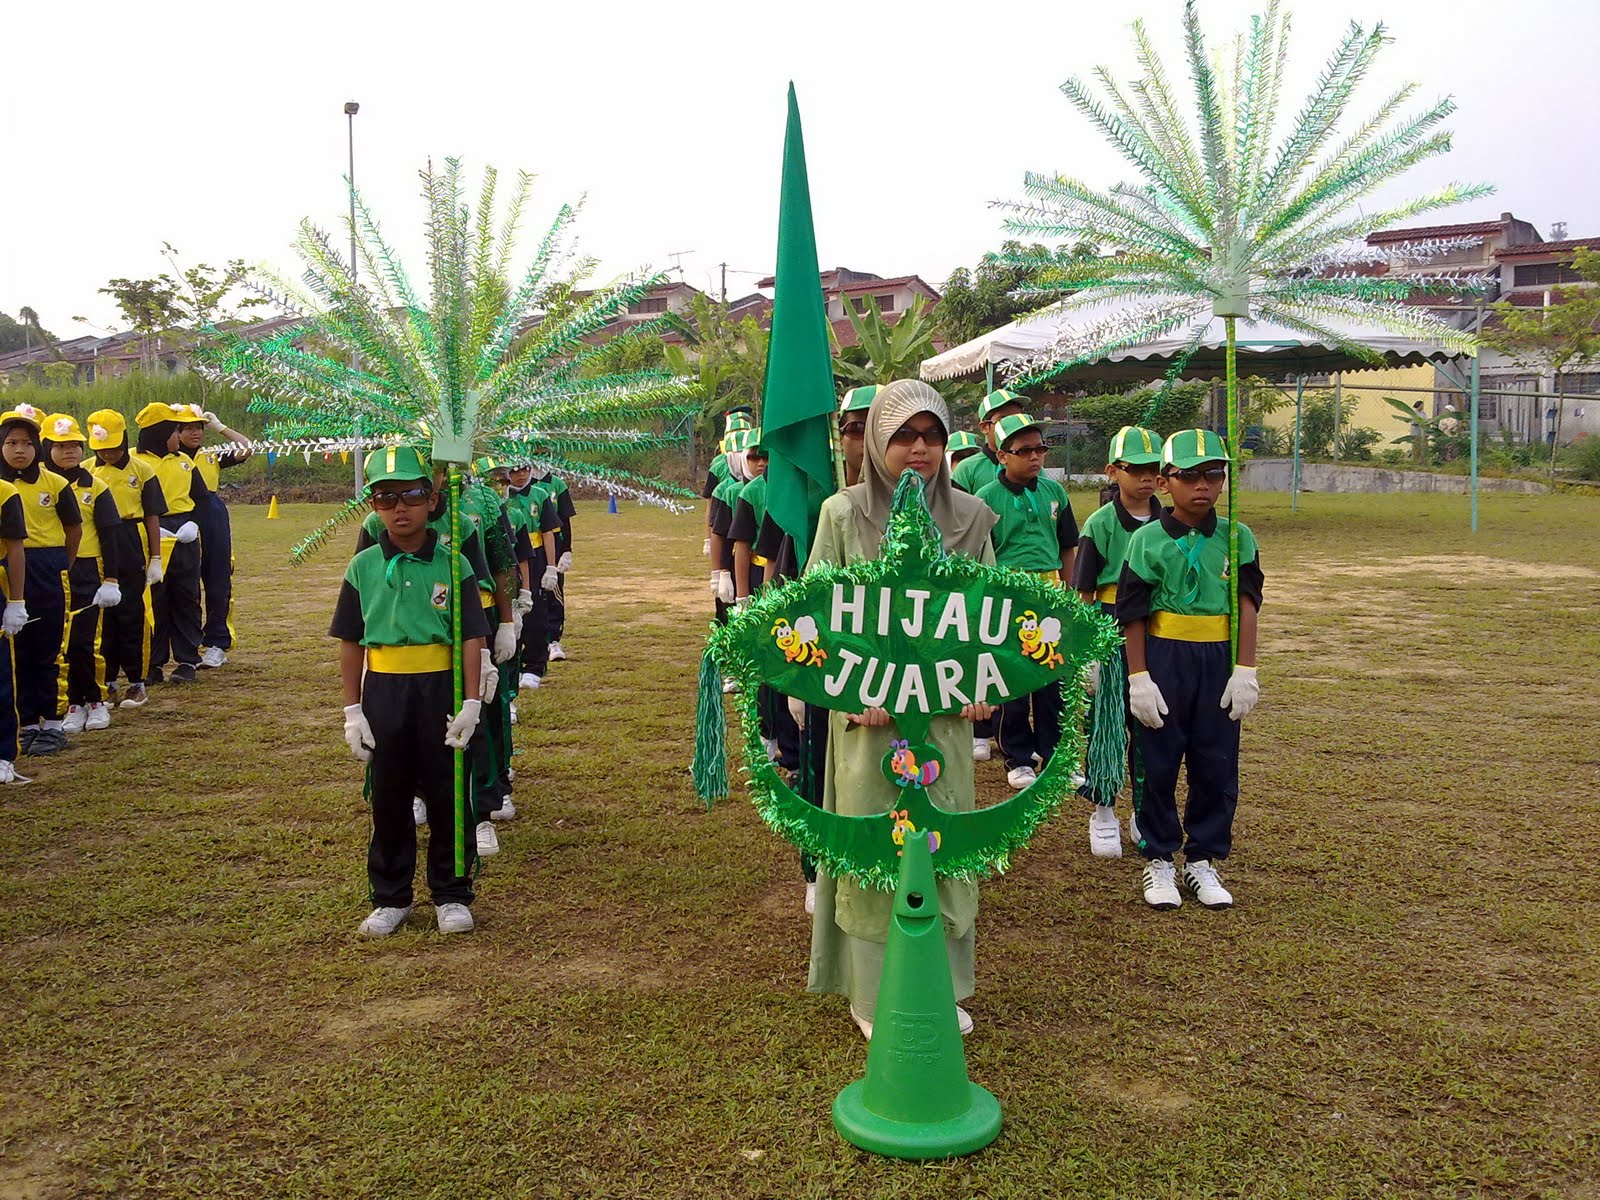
[0,463,81,547]
[58,465,131,576]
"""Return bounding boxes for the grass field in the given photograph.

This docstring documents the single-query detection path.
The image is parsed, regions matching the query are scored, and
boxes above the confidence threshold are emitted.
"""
[2,492,1597,1199]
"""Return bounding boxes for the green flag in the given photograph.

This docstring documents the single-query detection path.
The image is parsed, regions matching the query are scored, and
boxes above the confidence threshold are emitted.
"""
[760,83,838,571]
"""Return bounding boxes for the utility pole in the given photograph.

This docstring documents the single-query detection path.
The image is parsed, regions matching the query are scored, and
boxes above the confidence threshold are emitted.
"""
[720,262,727,303]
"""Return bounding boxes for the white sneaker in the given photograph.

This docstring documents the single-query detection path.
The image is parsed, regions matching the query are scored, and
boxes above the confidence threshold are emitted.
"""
[61,705,88,734]
[358,905,412,937]
[804,881,816,914]
[119,683,149,708]
[84,702,111,731]
[476,821,500,857]
[956,1005,974,1036]
[519,672,541,690]
[509,702,518,725]
[436,902,474,934]
[413,796,428,826]
[1142,859,1182,910]
[972,737,991,762]
[1128,811,1142,845]
[199,646,226,668]
[851,1007,874,1040]
[1006,765,1037,791]
[1089,805,1123,858]
[1182,859,1234,909]
[548,641,567,661]
[0,760,32,785]
[490,796,516,822]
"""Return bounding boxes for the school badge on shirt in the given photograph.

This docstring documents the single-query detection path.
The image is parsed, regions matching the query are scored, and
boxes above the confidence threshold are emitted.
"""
[431,582,449,609]
[38,492,52,507]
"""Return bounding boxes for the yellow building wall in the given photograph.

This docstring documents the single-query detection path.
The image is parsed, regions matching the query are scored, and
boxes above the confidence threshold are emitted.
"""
[1260,364,1437,439]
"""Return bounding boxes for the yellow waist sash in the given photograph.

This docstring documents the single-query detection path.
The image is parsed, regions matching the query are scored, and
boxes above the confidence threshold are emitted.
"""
[1148,611,1230,643]
[1096,583,1118,603]
[752,554,770,567]
[367,644,451,673]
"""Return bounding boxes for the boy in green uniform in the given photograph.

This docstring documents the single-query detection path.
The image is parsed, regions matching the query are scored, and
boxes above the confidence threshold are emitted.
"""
[975,413,1079,790]
[505,461,562,688]
[330,447,490,936]
[530,466,576,662]
[1116,429,1262,911]
[951,388,1027,495]
[947,430,983,475]
[1071,425,1165,857]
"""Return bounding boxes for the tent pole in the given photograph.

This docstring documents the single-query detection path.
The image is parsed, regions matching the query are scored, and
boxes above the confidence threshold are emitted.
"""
[1470,306,1483,534]
[1291,374,1304,513]
[985,361,994,394]
[1332,372,1342,463]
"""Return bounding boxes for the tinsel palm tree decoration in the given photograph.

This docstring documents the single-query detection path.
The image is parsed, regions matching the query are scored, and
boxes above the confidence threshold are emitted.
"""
[994,0,1492,659]
[197,158,698,871]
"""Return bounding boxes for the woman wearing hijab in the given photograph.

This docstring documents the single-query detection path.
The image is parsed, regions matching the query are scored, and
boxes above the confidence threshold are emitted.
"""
[804,379,999,1041]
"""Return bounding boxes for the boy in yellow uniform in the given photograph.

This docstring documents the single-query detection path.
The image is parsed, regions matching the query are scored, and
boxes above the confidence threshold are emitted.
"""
[330,447,489,937]
[86,409,166,708]
[133,403,205,685]
[42,415,127,733]
[172,404,251,667]
[0,405,81,755]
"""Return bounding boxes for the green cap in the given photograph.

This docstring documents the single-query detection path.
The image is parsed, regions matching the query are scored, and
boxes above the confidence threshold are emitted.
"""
[367,445,431,486]
[947,430,983,454]
[1161,428,1232,470]
[724,411,754,433]
[472,454,507,475]
[731,428,765,453]
[993,412,1044,452]
[1108,425,1163,465]
[840,385,878,413]
[979,388,1027,420]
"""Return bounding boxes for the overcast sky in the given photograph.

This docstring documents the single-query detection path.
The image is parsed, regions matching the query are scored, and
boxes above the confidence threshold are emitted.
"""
[6,0,1597,335]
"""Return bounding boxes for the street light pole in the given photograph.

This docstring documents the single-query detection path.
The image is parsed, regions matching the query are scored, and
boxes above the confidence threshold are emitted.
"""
[346,100,364,492]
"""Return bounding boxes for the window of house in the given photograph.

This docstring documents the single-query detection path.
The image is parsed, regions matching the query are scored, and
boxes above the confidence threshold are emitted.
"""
[83,365,96,384]
[1512,262,1583,288]
[632,297,668,314]
[874,294,896,311]
[1565,373,1600,395]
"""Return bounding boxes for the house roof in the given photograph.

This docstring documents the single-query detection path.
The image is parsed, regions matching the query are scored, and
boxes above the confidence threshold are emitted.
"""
[833,274,942,299]
[1494,239,1596,260]
[1367,218,1516,243]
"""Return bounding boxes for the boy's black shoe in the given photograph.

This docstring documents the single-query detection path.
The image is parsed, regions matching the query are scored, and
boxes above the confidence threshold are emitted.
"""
[170,664,199,684]
[25,729,67,756]
[145,667,165,686]
[18,728,38,754]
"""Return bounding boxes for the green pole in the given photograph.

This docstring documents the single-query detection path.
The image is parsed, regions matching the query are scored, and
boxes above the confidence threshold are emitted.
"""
[1291,374,1304,513]
[449,464,466,877]
[1225,318,1240,667]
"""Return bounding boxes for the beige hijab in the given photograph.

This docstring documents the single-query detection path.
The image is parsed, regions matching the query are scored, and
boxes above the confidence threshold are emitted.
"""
[842,379,996,558]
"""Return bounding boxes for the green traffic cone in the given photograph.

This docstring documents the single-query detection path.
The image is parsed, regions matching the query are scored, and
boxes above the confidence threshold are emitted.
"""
[832,830,1002,1158]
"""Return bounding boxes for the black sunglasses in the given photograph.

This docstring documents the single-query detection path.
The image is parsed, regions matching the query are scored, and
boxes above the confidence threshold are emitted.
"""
[371,485,432,509]
[888,423,949,447]
[1003,443,1049,458]
[1166,467,1227,483]
[840,419,867,438]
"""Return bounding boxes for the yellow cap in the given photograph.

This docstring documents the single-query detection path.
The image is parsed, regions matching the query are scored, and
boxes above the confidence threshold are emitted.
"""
[87,409,127,450]
[0,403,46,429]
[134,402,181,429]
[170,403,206,424]
[41,413,86,443]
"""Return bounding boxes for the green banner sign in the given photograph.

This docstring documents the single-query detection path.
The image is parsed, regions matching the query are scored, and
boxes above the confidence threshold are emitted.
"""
[708,473,1118,889]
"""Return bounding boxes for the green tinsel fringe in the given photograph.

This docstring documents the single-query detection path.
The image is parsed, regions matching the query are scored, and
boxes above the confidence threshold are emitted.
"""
[1083,648,1128,805]
[691,643,728,807]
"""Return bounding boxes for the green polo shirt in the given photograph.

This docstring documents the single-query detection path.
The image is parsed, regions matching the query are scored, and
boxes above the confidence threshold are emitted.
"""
[1072,494,1164,594]
[459,481,515,581]
[1116,510,1263,622]
[951,445,1001,494]
[728,473,767,544]
[975,472,1078,571]
[360,506,492,588]
[330,530,492,648]
[702,453,730,499]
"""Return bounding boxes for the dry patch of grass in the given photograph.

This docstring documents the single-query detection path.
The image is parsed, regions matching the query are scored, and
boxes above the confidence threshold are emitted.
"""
[0,492,1596,1199]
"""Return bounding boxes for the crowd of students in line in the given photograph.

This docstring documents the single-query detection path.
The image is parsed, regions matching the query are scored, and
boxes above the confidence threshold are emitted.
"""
[699,379,1263,1039]
[0,400,250,780]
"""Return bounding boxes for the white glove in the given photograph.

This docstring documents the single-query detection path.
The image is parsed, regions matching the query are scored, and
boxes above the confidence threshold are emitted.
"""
[1220,665,1260,722]
[479,647,499,702]
[702,537,712,559]
[174,521,200,544]
[146,559,164,585]
[734,594,752,612]
[557,550,573,573]
[787,695,806,730]
[708,572,721,597]
[2,600,26,638]
[343,703,376,761]
[93,581,123,609]
[492,622,517,664]
[715,570,735,605]
[1084,660,1101,697]
[444,698,482,749]
[1127,671,1169,729]
[511,608,523,640]
[541,565,560,591]
[204,411,224,432]
[513,588,534,615]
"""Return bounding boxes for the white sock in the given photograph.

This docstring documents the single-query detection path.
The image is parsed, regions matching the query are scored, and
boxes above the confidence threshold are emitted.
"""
[43,720,64,732]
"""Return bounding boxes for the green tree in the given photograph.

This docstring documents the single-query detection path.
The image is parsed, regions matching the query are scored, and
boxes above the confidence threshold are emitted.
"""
[831,294,940,389]
[663,292,769,449]
[935,240,1098,346]
[100,245,267,375]
[1483,247,1600,483]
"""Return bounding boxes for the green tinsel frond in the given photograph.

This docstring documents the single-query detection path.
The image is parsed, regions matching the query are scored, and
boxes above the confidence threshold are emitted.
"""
[692,644,728,806]
[288,494,372,564]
